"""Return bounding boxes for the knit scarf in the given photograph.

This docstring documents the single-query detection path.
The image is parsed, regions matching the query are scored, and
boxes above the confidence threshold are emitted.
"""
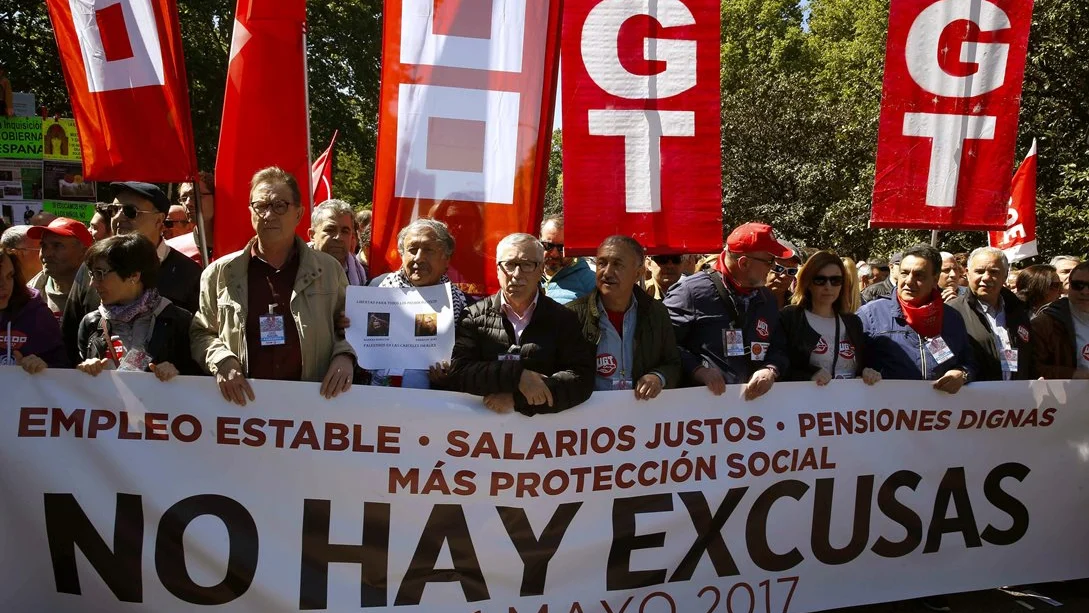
[380,270,467,318]
[898,289,943,338]
[713,252,756,296]
[100,289,162,323]
[346,254,368,286]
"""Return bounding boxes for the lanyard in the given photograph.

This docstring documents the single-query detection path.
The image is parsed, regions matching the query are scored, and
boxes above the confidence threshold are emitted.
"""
[4,322,11,364]
[830,315,841,375]
[101,318,121,367]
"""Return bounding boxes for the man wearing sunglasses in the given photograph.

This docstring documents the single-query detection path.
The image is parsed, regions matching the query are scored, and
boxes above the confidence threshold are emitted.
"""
[449,233,595,415]
[861,252,902,305]
[765,240,801,310]
[539,216,595,304]
[167,172,215,265]
[162,204,194,240]
[645,253,686,300]
[665,222,792,401]
[947,247,1036,381]
[1033,261,1089,379]
[60,181,203,365]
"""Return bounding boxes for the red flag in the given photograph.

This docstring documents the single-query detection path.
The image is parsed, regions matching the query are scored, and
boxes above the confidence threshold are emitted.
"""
[871,0,1035,230]
[214,0,310,257]
[45,0,197,181]
[560,0,722,255]
[989,140,1038,263]
[312,130,337,205]
[370,0,562,297]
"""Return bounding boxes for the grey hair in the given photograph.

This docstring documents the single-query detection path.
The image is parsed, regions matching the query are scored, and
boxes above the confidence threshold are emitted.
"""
[310,199,356,229]
[599,235,644,261]
[0,225,31,249]
[540,215,563,234]
[968,246,1009,274]
[397,218,455,257]
[1050,255,1082,267]
[496,233,544,262]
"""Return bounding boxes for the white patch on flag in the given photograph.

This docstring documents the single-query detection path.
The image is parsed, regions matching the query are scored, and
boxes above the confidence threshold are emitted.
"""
[399,0,526,73]
[70,0,165,92]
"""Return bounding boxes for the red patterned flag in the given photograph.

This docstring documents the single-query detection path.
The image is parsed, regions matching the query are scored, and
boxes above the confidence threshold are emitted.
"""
[45,0,197,181]
[370,0,562,296]
[989,140,1038,263]
[312,131,338,206]
[214,0,310,257]
[871,0,1035,230]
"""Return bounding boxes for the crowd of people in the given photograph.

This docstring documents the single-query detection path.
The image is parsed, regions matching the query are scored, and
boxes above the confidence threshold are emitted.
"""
[2,167,1087,417]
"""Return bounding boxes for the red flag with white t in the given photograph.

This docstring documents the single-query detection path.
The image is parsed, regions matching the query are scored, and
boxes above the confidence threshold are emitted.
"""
[311,130,337,206]
[989,139,1038,263]
[44,0,198,181]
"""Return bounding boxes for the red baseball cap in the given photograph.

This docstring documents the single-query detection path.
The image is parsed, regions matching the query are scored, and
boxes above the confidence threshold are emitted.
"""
[725,222,793,258]
[27,217,93,248]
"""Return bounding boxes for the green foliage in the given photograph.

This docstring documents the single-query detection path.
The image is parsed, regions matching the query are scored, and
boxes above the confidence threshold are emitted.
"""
[544,130,563,218]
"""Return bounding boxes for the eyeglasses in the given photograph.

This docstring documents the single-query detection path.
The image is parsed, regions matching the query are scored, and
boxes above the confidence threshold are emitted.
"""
[498,259,540,274]
[250,199,294,216]
[812,275,844,287]
[541,241,564,253]
[164,217,191,229]
[1070,280,1089,292]
[651,255,683,265]
[99,203,158,219]
[772,263,799,276]
[89,268,115,281]
[179,192,213,202]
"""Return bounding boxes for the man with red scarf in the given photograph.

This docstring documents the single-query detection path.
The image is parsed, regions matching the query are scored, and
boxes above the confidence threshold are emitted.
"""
[858,243,977,391]
[665,222,792,401]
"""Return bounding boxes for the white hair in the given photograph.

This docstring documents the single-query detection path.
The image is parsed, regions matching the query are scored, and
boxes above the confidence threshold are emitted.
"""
[940,251,955,261]
[310,199,355,228]
[496,233,544,262]
[1050,255,1081,267]
[968,246,1009,274]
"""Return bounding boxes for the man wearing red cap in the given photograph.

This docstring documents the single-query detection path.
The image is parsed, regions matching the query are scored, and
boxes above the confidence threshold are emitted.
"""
[26,218,92,320]
[664,222,792,400]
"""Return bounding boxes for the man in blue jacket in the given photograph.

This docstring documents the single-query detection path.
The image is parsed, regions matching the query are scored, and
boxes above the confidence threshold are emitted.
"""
[664,222,792,401]
[540,216,595,304]
[858,243,977,393]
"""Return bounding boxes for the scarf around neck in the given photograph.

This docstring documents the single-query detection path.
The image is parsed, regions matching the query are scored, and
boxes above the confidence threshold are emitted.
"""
[100,289,162,323]
[897,289,943,338]
[713,253,756,296]
[381,270,467,318]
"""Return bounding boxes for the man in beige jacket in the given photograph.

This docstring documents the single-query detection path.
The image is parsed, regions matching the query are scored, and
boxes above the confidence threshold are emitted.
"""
[190,167,355,406]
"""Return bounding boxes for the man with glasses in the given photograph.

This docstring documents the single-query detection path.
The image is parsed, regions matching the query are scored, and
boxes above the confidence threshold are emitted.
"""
[861,252,902,304]
[1033,261,1089,379]
[167,172,215,264]
[163,204,194,240]
[539,216,595,304]
[87,204,111,243]
[947,247,1036,381]
[449,233,595,414]
[190,166,356,406]
[665,222,792,401]
[645,253,686,300]
[765,242,801,310]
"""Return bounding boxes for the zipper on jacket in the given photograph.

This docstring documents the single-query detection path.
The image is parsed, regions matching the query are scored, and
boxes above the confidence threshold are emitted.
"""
[918,335,927,380]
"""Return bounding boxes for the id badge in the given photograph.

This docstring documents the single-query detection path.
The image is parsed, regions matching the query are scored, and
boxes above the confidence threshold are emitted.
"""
[498,353,521,362]
[1002,348,1019,372]
[724,329,745,357]
[750,342,770,361]
[611,378,632,391]
[926,336,955,364]
[259,314,286,346]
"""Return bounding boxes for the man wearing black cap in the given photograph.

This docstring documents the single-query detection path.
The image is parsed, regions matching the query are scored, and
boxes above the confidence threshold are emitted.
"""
[60,182,202,364]
[861,251,902,305]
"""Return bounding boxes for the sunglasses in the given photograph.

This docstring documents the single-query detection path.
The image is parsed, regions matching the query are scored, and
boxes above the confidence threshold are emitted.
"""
[812,275,844,287]
[1070,280,1089,292]
[541,241,564,253]
[98,203,158,219]
[164,217,191,229]
[651,255,683,265]
[772,263,799,276]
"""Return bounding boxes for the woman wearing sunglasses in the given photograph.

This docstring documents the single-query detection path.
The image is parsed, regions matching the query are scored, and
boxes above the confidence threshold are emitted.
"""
[780,251,881,385]
[1014,264,1062,316]
[75,234,199,381]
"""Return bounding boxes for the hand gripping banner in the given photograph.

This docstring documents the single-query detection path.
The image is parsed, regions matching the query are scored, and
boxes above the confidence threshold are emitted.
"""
[560,0,723,256]
[871,0,1035,230]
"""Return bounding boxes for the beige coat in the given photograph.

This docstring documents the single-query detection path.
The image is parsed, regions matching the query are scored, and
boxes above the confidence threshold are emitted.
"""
[190,236,354,381]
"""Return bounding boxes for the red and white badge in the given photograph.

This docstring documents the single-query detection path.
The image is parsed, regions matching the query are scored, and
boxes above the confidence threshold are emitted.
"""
[755,318,770,339]
[813,337,829,355]
[839,341,856,359]
[597,353,618,377]
[1017,325,1030,343]
[1082,344,1089,363]
[109,335,127,361]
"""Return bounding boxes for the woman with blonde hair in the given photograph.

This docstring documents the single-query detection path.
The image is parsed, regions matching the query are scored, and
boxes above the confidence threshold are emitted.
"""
[780,251,881,385]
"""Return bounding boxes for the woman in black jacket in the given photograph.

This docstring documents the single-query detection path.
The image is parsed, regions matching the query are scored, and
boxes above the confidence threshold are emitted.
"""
[76,234,199,380]
[780,251,881,385]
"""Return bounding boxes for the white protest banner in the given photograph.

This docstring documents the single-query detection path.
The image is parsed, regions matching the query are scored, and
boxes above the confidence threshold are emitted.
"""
[345,284,455,370]
[3,369,1089,612]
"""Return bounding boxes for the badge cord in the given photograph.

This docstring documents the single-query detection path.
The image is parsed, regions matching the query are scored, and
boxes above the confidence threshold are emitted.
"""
[5,322,11,364]
[830,315,840,377]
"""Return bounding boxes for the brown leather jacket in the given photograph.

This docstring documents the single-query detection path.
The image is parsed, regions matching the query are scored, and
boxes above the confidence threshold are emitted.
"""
[1031,298,1078,379]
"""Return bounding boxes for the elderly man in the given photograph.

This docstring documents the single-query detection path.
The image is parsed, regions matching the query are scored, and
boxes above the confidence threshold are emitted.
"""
[540,216,595,304]
[861,252,902,304]
[665,222,791,401]
[449,233,594,414]
[163,204,194,241]
[858,244,977,391]
[367,218,469,388]
[309,199,367,286]
[1050,256,1082,296]
[26,218,92,320]
[190,166,355,405]
[644,254,686,300]
[938,251,968,302]
[947,247,1035,380]
[167,172,215,264]
[0,225,42,281]
[88,204,111,242]
[62,181,203,364]
[1033,261,1089,379]
[568,236,681,399]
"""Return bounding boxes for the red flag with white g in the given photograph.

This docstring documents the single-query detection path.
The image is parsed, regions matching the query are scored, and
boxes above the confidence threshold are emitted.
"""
[871,0,1035,230]
[44,0,198,181]
[989,140,1038,263]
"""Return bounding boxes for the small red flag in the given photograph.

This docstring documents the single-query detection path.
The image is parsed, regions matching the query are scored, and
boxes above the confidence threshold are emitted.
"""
[214,0,310,257]
[989,140,1038,263]
[312,131,338,206]
[45,0,197,181]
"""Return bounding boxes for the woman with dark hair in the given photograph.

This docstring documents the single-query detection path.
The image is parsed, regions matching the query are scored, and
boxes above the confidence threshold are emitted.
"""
[76,234,198,380]
[0,249,67,372]
[1015,264,1062,315]
[780,250,881,385]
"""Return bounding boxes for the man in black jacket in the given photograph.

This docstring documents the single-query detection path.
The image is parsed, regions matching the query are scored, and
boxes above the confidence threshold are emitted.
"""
[60,182,202,364]
[947,246,1036,380]
[860,251,902,304]
[449,233,594,415]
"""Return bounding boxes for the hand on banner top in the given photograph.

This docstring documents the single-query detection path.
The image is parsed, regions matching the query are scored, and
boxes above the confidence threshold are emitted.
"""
[561,0,722,256]
[871,0,1035,230]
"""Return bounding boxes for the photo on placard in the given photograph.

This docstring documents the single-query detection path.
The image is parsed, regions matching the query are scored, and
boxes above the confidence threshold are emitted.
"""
[367,312,391,337]
[2,201,44,226]
[414,312,438,337]
[42,161,94,201]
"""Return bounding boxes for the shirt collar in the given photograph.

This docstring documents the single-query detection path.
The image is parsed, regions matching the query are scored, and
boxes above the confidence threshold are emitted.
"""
[500,289,539,319]
[156,238,171,263]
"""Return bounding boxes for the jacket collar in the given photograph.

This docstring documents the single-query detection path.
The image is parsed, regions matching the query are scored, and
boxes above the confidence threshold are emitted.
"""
[223,236,323,294]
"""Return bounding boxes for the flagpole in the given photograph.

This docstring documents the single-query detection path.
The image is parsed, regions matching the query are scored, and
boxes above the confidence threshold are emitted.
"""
[193,178,210,267]
[302,22,313,212]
